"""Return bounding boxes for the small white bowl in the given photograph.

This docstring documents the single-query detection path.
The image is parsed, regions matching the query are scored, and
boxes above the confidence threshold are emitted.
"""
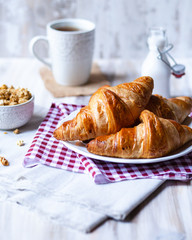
[0,95,34,130]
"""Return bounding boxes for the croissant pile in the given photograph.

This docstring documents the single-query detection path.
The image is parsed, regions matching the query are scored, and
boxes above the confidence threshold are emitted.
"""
[54,76,192,159]
[54,76,154,141]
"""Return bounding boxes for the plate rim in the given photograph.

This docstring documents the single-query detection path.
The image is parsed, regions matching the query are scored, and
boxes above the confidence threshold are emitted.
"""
[59,109,192,164]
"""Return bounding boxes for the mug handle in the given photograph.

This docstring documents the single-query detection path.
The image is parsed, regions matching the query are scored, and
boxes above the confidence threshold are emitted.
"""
[29,36,51,68]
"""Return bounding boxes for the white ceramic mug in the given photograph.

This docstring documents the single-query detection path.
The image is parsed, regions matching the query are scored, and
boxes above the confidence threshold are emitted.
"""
[30,18,95,86]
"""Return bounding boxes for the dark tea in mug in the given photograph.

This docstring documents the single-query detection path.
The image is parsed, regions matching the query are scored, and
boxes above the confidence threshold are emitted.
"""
[54,26,82,32]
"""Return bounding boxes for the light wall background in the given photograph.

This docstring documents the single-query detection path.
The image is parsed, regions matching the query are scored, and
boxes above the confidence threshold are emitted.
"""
[0,0,192,59]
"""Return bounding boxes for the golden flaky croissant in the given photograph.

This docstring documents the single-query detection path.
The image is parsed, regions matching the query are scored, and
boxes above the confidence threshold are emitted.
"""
[146,95,192,123]
[53,76,154,141]
[87,110,192,159]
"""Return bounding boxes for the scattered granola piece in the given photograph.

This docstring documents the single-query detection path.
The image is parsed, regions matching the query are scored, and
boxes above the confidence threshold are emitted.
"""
[4,132,7,134]
[17,140,24,146]
[13,129,20,134]
[0,156,9,166]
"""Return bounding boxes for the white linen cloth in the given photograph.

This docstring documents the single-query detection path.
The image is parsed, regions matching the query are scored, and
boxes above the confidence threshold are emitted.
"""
[0,105,164,233]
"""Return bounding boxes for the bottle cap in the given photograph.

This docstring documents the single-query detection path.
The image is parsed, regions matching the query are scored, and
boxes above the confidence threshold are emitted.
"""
[157,45,185,78]
[171,64,185,78]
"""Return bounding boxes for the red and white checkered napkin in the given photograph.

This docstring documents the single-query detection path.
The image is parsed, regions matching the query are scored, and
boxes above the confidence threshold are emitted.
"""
[23,103,192,184]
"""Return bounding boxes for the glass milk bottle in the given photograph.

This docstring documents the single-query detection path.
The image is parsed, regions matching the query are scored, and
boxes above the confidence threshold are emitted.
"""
[141,27,171,98]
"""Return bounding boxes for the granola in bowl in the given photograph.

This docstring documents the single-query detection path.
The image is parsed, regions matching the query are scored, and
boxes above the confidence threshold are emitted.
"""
[0,84,32,106]
[0,84,34,130]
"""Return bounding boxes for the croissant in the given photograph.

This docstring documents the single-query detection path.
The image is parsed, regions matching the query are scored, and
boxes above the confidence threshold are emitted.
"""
[87,110,192,159]
[146,95,192,123]
[53,76,154,141]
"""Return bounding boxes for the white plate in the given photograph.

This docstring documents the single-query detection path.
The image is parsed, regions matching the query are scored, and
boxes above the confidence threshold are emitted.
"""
[59,109,192,164]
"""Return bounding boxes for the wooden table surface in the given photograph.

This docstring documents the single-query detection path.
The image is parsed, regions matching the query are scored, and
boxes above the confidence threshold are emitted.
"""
[0,58,192,240]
